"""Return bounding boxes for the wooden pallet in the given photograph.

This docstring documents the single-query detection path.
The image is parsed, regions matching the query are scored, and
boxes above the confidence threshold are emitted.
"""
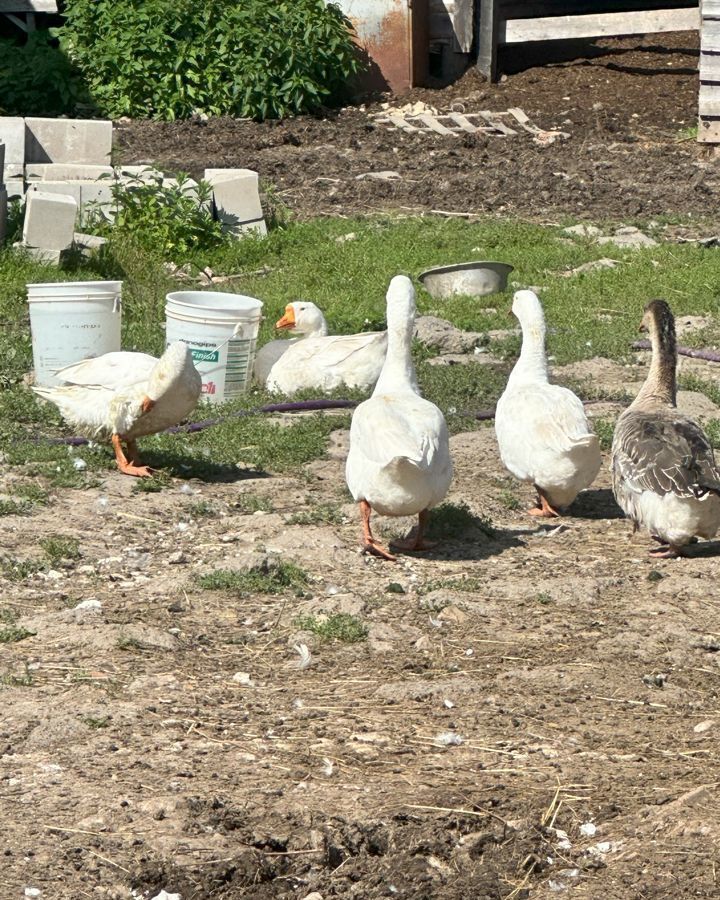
[373,107,568,141]
[700,0,720,142]
[0,0,57,31]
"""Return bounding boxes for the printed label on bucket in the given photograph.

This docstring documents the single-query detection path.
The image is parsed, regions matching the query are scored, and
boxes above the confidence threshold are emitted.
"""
[191,348,220,363]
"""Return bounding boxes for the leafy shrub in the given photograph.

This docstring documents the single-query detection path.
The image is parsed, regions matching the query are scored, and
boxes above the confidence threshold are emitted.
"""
[88,170,227,262]
[60,0,362,121]
[0,30,89,116]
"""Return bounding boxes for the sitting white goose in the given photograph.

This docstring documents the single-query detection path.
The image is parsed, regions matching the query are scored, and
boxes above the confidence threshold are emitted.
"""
[345,275,453,560]
[612,299,720,558]
[33,341,201,477]
[255,300,387,395]
[495,290,601,516]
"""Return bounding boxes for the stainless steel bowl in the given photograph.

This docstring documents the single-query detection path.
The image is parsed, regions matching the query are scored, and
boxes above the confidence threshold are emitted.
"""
[418,261,514,299]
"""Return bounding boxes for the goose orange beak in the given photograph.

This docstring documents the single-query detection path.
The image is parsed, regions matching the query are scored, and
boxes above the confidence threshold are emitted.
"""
[276,306,296,330]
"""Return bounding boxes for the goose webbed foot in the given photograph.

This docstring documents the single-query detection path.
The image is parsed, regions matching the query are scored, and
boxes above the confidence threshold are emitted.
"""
[648,543,686,559]
[112,434,154,478]
[528,488,560,518]
[390,510,438,552]
[359,499,397,562]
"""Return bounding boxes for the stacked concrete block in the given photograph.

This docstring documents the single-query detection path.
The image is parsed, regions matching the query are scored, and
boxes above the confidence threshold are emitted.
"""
[204,168,267,236]
[25,163,114,181]
[21,190,78,263]
[0,117,26,199]
[25,118,113,165]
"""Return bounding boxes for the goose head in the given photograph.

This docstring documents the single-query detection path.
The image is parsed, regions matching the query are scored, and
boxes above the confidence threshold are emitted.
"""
[147,341,199,401]
[640,299,675,347]
[511,289,544,326]
[385,275,416,335]
[275,301,328,337]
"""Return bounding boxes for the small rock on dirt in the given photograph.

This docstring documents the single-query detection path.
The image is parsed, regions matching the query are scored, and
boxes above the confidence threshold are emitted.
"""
[597,226,658,248]
[563,224,603,237]
[414,315,485,353]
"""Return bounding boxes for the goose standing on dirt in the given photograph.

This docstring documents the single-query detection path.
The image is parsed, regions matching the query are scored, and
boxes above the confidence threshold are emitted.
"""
[255,300,387,395]
[345,275,453,560]
[611,299,720,557]
[33,342,201,477]
[495,290,601,516]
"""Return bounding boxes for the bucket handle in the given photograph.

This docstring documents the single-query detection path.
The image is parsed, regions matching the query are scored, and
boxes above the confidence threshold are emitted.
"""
[113,295,121,314]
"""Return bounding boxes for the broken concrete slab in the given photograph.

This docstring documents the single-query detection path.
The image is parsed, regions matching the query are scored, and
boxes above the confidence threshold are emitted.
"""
[414,315,486,353]
[13,242,62,265]
[561,258,621,277]
[6,178,25,200]
[204,168,266,236]
[0,117,25,165]
[24,163,114,181]
[27,181,82,204]
[23,190,78,251]
[73,232,108,259]
[563,223,603,238]
[597,226,658,249]
[25,117,113,165]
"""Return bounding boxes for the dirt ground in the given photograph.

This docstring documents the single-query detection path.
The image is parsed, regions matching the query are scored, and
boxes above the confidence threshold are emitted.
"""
[3,350,720,900]
[4,34,720,900]
[115,33,718,223]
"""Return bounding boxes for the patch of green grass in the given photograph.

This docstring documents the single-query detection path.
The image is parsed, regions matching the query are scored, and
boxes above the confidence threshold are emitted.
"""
[0,608,17,624]
[39,536,81,565]
[116,635,145,651]
[234,493,274,514]
[288,501,344,526]
[132,472,172,493]
[0,625,35,643]
[81,715,110,729]
[536,592,553,606]
[679,375,720,407]
[0,665,34,687]
[705,419,720,449]
[0,499,32,516]
[676,124,698,141]
[0,557,45,581]
[186,500,220,518]
[9,482,50,505]
[294,612,368,643]
[418,576,485,596]
[426,501,494,540]
[197,560,308,596]
[593,418,616,452]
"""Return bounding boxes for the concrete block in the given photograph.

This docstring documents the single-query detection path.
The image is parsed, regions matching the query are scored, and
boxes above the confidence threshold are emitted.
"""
[79,181,113,208]
[27,181,82,204]
[13,242,62,265]
[0,117,25,165]
[204,168,265,235]
[23,190,78,250]
[5,163,23,180]
[25,163,114,182]
[73,232,108,260]
[227,219,268,238]
[6,178,25,200]
[0,187,7,246]
[25,117,113,165]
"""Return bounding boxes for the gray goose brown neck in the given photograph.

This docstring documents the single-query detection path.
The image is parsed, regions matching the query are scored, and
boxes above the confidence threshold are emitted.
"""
[632,299,677,409]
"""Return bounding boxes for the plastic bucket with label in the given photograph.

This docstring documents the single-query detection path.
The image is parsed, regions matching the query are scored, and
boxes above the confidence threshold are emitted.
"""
[165,290,263,403]
[26,280,123,386]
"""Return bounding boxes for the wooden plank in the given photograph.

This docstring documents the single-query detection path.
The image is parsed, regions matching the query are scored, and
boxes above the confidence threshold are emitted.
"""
[501,8,700,44]
[699,52,720,79]
[387,115,420,132]
[477,0,500,80]
[507,107,539,133]
[702,18,720,49]
[0,1,56,10]
[417,113,457,135]
[478,110,518,135]
[699,83,720,114]
[702,0,720,18]
[447,112,479,133]
[698,116,720,142]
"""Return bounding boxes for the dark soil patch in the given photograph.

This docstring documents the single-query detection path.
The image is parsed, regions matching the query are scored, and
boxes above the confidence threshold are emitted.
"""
[114,32,717,222]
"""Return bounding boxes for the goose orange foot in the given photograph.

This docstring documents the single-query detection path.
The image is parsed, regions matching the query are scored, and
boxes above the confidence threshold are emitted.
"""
[112,434,154,478]
[649,544,685,559]
[528,489,560,518]
[359,500,396,562]
[390,510,437,552]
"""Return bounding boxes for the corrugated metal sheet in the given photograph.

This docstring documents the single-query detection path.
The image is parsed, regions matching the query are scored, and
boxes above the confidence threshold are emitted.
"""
[333,0,428,92]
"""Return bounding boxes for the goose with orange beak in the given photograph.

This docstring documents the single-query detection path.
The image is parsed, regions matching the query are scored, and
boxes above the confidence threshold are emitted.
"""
[254,300,387,396]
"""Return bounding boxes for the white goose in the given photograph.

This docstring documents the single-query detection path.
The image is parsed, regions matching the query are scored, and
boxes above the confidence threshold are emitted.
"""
[345,275,453,560]
[495,290,601,516]
[612,299,720,557]
[33,341,201,477]
[254,300,387,395]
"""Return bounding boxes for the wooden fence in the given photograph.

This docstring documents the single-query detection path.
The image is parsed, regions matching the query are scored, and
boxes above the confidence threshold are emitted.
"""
[700,0,720,140]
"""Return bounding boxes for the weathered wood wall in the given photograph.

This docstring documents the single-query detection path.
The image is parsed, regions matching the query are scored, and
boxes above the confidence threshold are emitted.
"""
[699,0,720,140]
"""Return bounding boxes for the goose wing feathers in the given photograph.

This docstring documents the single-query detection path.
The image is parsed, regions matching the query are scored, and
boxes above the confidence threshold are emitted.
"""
[499,383,593,453]
[351,395,446,469]
[280,332,386,371]
[613,411,720,499]
[55,351,158,390]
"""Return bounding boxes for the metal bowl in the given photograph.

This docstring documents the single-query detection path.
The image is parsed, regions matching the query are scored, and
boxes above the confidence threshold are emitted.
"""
[418,261,514,299]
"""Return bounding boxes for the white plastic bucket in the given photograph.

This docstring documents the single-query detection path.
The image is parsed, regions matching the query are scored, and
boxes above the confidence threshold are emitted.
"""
[27,280,123,386]
[165,290,264,403]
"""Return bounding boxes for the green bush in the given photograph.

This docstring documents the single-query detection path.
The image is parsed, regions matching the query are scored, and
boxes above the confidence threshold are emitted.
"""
[0,30,89,116]
[87,170,227,262]
[60,0,363,120]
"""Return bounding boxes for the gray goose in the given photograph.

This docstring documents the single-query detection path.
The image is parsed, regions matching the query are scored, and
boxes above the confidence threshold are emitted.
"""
[611,299,720,558]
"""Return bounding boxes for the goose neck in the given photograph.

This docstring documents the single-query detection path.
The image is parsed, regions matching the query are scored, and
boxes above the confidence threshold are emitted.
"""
[374,320,417,394]
[509,320,548,385]
[633,328,676,408]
